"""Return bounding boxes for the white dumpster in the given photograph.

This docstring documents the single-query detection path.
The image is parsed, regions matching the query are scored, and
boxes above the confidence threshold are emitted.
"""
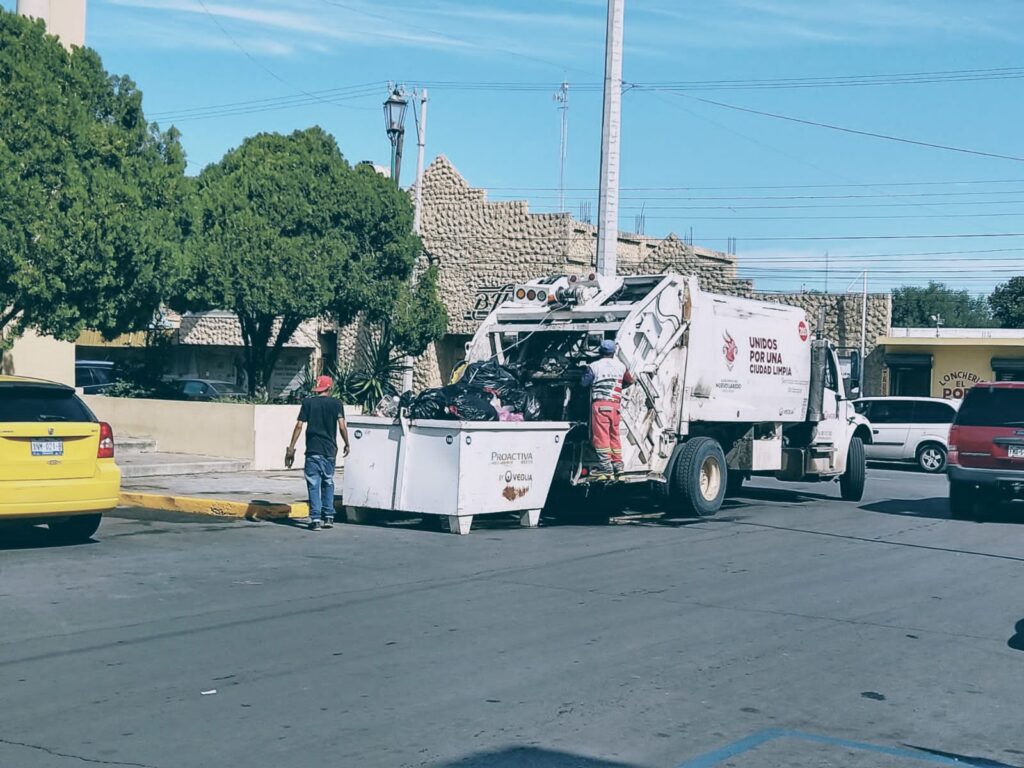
[342,416,573,534]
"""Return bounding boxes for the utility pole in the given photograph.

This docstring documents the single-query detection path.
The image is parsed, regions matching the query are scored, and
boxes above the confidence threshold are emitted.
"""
[860,271,868,393]
[403,88,429,394]
[554,81,570,214]
[412,89,429,235]
[596,0,625,277]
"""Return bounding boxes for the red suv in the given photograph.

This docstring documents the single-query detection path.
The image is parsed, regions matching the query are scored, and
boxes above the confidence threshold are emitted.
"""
[947,382,1024,518]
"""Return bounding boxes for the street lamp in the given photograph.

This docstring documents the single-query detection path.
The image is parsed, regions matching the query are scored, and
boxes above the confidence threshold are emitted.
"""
[383,86,408,185]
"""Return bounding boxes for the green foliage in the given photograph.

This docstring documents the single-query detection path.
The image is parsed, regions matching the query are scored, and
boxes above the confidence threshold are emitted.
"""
[390,265,449,356]
[891,282,995,328]
[100,330,175,398]
[989,276,1024,329]
[176,127,427,394]
[0,11,188,343]
[349,320,410,410]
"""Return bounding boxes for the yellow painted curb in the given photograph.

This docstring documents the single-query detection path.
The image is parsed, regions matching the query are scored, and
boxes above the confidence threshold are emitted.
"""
[120,492,317,521]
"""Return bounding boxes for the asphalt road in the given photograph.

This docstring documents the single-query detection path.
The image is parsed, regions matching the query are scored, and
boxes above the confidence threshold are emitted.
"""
[1,467,1023,768]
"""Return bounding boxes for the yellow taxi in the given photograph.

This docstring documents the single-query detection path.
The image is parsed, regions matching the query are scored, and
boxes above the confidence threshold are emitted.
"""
[0,375,120,541]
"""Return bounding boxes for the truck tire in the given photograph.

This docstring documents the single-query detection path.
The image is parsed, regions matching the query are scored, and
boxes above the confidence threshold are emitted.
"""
[948,481,975,519]
[916,443,947,474]
[670,437,727,517]
[48,513,102,543]
[840,437,866,502]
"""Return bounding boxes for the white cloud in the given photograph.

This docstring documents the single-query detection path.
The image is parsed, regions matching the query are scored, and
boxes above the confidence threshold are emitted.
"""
[632,0,1021,49]
[99,0,602,62]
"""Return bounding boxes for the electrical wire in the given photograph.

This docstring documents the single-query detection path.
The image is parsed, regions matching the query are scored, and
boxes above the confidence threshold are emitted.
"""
[661,90,1024,163]
[192,0,373,115]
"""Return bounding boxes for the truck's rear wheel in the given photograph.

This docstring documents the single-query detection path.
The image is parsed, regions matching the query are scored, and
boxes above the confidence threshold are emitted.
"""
[670,437,727,517]
[840,437,866,502]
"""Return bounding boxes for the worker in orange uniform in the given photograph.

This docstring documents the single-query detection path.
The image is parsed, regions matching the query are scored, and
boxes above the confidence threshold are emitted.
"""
[581,339,634,480]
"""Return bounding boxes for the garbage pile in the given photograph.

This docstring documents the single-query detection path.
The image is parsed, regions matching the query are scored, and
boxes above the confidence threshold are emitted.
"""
[381,360,542,422]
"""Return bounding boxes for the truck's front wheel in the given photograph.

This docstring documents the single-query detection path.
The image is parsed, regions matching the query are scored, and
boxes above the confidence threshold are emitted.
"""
[670,437,727,517]
[840,437,866,502]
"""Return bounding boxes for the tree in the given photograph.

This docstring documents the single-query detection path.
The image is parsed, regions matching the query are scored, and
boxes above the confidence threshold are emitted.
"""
[0,11,188,345]
[178,127,446,395]
[891,282,995,328]
[989,276,1024,328]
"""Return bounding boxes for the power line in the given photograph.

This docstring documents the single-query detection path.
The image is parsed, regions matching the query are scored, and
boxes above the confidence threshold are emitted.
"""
[511,194,1024,206]
[149,82,383,120]
[421,231,1024,243]
[479,178,1024,192]
[192,0,371,116]
[661,90,1024,163]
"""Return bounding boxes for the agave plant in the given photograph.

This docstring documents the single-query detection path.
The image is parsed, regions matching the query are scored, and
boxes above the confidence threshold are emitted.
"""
[349,320,410,411]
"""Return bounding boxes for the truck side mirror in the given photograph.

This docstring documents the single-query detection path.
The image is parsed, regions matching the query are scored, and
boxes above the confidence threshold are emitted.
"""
[848,351,862,396]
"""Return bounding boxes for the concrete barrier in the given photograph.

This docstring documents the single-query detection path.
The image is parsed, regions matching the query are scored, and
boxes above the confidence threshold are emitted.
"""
[83,396,358,470]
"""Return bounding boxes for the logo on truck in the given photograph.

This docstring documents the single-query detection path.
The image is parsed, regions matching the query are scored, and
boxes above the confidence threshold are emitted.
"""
[722,331,738,370]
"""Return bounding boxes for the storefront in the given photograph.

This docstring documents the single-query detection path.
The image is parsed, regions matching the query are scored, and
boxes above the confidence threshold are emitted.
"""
[876,328,1024,400]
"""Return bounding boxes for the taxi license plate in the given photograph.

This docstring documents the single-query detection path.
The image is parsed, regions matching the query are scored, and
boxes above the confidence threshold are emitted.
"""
[1009,446,1024,459]
[31,439,63,456]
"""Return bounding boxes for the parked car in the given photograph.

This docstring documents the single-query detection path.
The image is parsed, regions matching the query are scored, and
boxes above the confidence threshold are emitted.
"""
[0,376,120,541]
[168,378,249,401]
[75,360,116,395]
[853,396,959,473]
[947,382,1024,519]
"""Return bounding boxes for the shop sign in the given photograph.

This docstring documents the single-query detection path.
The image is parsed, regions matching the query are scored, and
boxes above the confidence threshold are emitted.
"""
[464,284,515,321]
[937,369,982,400]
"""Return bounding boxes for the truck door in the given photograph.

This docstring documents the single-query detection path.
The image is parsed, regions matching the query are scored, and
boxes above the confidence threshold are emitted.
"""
[814,348,844,447]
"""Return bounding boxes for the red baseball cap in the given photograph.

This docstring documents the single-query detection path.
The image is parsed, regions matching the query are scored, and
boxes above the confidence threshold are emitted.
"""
[313,375,333,393]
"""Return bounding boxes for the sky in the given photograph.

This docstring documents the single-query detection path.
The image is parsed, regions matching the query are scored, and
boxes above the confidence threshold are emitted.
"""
[6,0,1024,296]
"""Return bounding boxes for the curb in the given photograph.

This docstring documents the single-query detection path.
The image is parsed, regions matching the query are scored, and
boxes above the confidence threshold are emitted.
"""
[119,492,340,521]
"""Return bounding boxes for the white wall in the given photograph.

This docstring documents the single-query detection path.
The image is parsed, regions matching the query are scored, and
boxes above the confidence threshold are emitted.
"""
[3,330,75,385]
[83,396,357,470]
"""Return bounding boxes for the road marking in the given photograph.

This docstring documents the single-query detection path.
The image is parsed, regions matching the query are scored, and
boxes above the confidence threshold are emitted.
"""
[676,728,992,768]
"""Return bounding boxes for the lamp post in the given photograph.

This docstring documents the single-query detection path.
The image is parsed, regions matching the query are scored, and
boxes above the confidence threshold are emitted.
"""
[383,86,408,185]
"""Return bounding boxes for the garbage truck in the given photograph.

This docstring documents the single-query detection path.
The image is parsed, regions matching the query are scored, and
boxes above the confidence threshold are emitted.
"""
[342,272,872,533]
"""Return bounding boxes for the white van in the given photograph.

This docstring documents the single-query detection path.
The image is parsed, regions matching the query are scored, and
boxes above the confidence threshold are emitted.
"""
[853,397,958,473]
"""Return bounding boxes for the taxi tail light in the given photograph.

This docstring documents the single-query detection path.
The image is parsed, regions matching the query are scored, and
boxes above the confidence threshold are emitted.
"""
[98,422,115,459]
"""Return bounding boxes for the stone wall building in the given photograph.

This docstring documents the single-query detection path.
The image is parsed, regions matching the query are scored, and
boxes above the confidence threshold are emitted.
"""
[397,156,891,393]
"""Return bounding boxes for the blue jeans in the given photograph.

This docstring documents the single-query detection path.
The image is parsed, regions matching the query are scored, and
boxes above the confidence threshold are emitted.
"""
[304,454,336,521]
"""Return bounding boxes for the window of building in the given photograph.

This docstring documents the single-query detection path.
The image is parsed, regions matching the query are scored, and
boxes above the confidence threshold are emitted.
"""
[991,358,1024,383]
[885,353,932,397]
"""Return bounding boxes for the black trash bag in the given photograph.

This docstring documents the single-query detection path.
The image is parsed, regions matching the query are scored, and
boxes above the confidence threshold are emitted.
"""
[522,389,542,421]
[448,392,498,421]
[460,360,528,411]
[409,388,453,420]
[398,390,415,410]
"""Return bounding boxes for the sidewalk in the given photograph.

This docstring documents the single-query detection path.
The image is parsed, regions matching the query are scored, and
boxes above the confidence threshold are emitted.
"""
[121,469,343,520]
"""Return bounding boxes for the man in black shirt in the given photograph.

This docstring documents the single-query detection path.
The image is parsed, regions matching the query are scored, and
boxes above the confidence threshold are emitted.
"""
[286,375,350,531]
